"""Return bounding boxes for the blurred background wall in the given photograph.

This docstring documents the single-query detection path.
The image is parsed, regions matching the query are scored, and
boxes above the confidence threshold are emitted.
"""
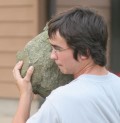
[110,0,120,74]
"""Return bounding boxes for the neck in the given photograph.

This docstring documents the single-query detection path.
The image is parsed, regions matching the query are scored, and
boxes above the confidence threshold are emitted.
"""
[74,63,108,79]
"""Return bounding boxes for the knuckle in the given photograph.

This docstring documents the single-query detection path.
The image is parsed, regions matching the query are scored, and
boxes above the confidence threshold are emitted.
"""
[27,70,33,76]
[24,78,29,83]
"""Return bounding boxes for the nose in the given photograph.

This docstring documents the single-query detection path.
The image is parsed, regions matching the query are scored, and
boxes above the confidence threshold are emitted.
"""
[50,50,58,60]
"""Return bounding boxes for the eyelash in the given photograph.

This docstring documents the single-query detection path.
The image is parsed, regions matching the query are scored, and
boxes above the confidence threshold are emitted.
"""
[52,46,62,51]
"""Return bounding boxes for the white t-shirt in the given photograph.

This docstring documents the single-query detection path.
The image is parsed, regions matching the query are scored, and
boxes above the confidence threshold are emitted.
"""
[27,72,120,123]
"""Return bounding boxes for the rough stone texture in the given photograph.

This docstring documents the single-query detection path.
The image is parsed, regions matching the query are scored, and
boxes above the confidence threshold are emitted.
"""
[16,26,73,98]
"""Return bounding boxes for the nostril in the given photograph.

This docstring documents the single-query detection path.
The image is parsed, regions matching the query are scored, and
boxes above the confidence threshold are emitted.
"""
[50,51,57,60]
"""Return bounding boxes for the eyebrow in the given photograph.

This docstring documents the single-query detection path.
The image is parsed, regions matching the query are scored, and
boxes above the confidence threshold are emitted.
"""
[51,44,57,47]
[49,39,63,48]
[50,44,62,48]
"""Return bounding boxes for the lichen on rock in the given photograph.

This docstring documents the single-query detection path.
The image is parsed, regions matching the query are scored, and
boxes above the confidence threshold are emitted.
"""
[16,25,73,98]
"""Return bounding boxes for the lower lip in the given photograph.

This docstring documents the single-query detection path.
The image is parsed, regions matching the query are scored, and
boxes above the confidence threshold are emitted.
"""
[56,63,61,66]
[57,65,63,69]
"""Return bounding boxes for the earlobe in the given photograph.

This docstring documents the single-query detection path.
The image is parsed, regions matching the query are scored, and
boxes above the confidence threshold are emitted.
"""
[78,55,87,61]
[81,55,87,60]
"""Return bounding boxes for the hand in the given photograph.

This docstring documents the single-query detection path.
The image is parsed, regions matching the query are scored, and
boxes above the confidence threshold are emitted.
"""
[12,61,34,123]
[13,61,34,99]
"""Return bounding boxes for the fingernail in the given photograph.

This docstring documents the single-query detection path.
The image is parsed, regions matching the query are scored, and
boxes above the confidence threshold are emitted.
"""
[18,61,23,64]
[29,66,34,71]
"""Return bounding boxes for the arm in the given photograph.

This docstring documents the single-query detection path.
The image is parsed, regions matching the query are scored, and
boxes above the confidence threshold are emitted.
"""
[12,61,34,123]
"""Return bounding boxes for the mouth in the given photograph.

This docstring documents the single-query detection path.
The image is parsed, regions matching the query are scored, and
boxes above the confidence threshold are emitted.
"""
[56,63,63,69]
[57,64,62,68]
[55,61,61,66]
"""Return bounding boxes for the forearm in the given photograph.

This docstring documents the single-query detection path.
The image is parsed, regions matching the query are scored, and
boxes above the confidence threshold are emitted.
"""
[12,94,33,123]
[12,61,34,123]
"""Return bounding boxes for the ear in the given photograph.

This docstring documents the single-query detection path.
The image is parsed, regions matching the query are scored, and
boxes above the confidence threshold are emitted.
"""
[77,55,88,61]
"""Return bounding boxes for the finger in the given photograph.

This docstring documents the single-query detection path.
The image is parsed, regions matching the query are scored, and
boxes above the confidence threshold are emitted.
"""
[13,61,23,80]
[24,66,34,82]
[15,61,23,70]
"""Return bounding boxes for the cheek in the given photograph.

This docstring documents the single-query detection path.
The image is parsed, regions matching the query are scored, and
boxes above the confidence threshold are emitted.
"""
[57,50,75,65]
[58,55,66,63]
[59,53,74,64]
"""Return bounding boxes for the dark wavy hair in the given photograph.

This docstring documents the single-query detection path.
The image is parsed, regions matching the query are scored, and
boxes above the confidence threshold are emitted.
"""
[48,7,108,66]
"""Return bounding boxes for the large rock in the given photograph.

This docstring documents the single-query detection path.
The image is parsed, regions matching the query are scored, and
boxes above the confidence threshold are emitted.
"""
[16,26,73,98]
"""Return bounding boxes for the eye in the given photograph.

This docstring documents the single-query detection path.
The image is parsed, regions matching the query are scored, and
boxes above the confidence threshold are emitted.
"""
[54,46,62,51]
[52,45,63,52]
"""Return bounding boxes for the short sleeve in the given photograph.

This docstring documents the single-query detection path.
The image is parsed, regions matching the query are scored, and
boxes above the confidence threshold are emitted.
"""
[26,99,60,123]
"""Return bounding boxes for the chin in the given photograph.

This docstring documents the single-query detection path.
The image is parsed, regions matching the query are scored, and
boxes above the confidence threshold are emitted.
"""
[58,66,69,74]
[61,71,68,74]
[60,69,69,74]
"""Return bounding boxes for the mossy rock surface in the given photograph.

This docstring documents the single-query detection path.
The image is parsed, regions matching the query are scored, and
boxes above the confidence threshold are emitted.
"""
[16,26,73,98]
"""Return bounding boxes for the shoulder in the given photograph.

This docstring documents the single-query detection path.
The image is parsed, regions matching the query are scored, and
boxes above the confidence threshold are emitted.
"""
[46,76,92,104]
